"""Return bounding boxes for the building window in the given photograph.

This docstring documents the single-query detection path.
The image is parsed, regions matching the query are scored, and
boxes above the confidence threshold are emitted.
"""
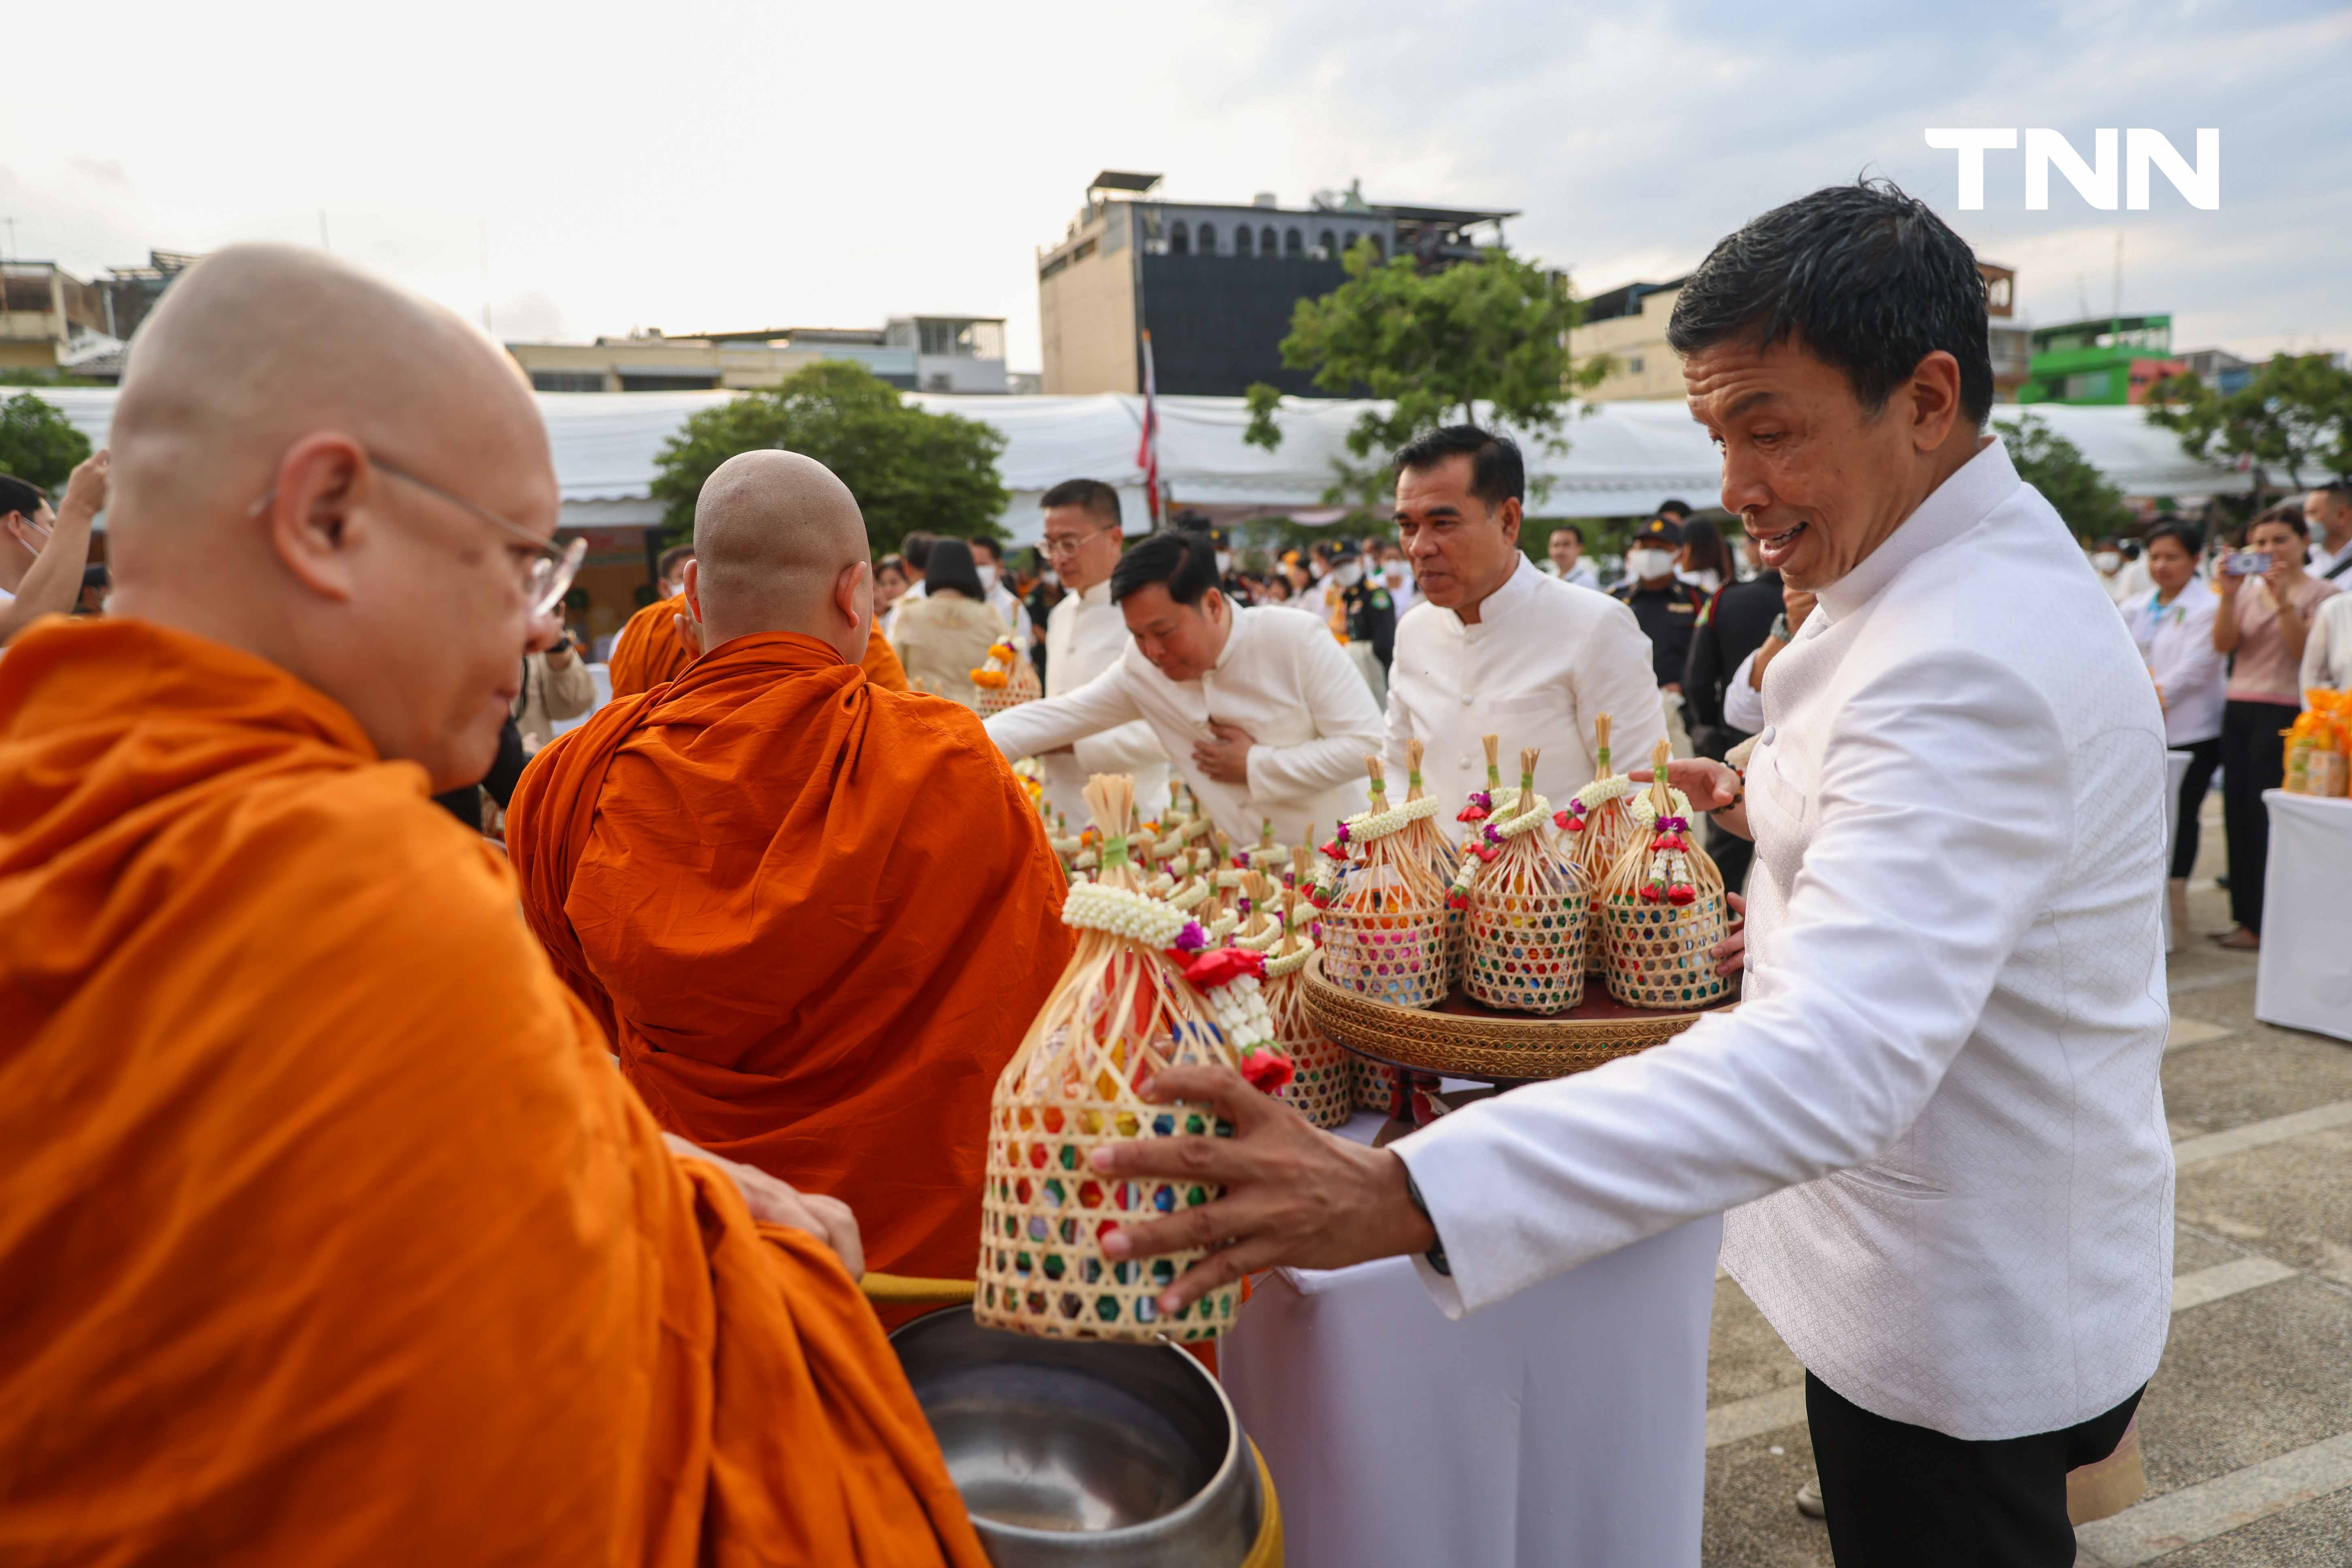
[1196,222,1216,255]
[1627,356,1644,375]
[1235,226,1253,258]
[616,373,720,392]
[1285,228,1303,258]
[1170,220,1190,255]
[1260,225,1277,257]
[530,371,607,393]
[1319,228,1337,259]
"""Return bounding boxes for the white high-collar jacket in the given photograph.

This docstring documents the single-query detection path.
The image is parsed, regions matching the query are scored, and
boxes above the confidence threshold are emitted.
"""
[1037,580,1167,825]
[1399,437,2175,1440]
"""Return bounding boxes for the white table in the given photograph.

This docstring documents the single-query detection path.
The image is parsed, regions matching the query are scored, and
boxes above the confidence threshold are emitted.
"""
[2254,790,2352,1042]
[1222,1111,1720,1568]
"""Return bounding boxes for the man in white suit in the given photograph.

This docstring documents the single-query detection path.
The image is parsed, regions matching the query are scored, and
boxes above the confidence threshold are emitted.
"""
[1094,181,2173,1567]
[1029,479,1167,823]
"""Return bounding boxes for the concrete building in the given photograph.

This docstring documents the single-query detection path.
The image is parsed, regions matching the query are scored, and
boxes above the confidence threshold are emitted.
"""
[1037,171,1517,396]
[1570,259,2028,403]
[2018,315,2183,406]
[2179,347,2258,396]
[507,315,1009,394]
[1,251,205,381]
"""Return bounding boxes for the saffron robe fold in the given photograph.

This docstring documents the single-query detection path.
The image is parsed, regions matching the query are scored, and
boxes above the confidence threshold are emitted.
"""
[508,631,1071,1289]
[0,618,986,1568]
[861,622,909,691]
[609,594,697,695]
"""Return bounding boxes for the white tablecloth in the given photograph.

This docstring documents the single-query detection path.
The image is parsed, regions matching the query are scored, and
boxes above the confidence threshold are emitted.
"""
[2255,789,2352,1042]
[1222,1111,1720,1568]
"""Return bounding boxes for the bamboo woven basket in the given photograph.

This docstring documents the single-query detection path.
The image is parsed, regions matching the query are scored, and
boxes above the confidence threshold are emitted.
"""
[1456,748,1589,1015]
[1600,740,1734,1012]
[1353,1055,1406,1115]
[1397,737,1464,991]
[975,776,1244,1343]
[1314,758,1452,1011]
[1245,880,1352,1129]
[969,639,1042,718]
[1560,713,1641,976]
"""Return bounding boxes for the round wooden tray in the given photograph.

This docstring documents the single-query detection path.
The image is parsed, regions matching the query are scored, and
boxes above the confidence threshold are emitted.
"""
[1301,950,1736,1084]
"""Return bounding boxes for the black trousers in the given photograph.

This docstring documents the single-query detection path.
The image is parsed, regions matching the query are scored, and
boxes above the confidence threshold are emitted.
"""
[1808,1372,2142,1568]
[2219,699,2297,932]
[2168,735,2222,882]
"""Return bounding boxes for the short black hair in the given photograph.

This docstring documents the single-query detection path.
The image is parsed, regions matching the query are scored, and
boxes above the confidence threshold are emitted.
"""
[2314,480,2352,509]
[924,536,987,599]
[1656,499,1692,519]
[902,532,935,571]
[1110,529,1222,607]
[0,472,47,520]
[2143,517,2203,558]
[1041,478,1123,528]
[1391,424,1524,509]
[657,543,694,579]
[1548,523,1584,545]
[968,535,1003,563]
[1668,179,1996,428]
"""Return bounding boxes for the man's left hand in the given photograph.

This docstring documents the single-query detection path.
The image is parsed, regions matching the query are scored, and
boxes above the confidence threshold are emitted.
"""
[1193,722,1257,785]
[1087,1065,1436,1315]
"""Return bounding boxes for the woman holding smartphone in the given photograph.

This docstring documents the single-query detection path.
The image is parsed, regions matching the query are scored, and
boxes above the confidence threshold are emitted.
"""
[2210,504,2340,948]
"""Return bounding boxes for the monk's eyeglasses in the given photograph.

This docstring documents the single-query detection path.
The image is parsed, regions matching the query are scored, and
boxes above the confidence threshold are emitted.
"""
[249,456,586,618]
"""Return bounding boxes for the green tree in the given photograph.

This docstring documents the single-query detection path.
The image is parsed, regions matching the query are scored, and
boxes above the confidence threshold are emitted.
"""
[1993,410,2135,541]
[2144,352,2352,496]
[1238,242,1610,520]
[648,360,1008,553]
[0,392,94,492]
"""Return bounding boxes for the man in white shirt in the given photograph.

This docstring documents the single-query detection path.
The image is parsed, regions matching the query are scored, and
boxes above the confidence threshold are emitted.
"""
[985,529,1382,846]
[967,535,1034,653]
[1383,427,1666,813]
[0,457,106,647]
[1095,181,2171,1568]
[1031,479,1166,822]
[1546,523,1601,590]
[2306,480,2352,585]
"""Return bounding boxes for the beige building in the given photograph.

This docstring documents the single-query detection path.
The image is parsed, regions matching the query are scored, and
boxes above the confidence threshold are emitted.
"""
[1570,259,2027,403]
[507,317,1008,395]
[2,262,117,374]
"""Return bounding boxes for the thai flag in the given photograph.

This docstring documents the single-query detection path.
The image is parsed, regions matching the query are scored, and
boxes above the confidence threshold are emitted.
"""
[1137,330,1162,523]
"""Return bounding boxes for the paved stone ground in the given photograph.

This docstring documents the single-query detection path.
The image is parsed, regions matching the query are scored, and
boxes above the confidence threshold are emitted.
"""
[1701,800,2352,1566]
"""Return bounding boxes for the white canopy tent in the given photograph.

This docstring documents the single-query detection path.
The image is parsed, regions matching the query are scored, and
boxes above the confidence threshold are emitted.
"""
[25,386,2251,547]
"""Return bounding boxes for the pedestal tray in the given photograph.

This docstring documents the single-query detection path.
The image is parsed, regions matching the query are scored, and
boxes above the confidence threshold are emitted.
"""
[1301,950,1736,1086]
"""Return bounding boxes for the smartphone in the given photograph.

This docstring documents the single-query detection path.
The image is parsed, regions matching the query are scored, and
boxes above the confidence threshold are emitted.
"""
[2220,550,2272,577]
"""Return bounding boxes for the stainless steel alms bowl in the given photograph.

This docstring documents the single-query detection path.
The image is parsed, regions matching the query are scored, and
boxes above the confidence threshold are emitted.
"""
[889,1307,1262,1568]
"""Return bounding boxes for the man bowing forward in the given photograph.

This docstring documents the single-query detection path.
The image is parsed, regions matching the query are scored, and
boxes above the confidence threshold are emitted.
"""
[1097,180,2174,1568]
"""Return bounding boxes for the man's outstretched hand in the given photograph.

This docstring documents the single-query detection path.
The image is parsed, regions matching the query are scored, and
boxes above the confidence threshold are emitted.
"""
[1086,1065,1436,1316]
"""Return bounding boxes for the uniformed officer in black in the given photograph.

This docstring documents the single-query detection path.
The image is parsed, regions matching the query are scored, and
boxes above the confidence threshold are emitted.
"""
[1332,539,1396,672]
[1609,515,1708,692]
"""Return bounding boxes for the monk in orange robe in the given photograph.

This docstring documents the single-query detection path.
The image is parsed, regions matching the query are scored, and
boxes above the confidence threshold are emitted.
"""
[0,245,986,1567]
[607,543,697,695]
[509,450,1070,1299]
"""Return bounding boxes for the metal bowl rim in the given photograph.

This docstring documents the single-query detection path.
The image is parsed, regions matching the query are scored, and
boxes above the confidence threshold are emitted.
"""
[890,1308,1250,1545]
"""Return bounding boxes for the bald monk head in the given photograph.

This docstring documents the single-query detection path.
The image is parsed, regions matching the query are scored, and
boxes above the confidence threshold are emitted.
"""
[105,243,561,792]
[681,449,873,664]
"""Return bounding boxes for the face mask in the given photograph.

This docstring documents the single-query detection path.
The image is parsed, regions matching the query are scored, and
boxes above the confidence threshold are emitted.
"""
[1215,550,1233,574]
[2093,552,2122,574]
[1626,548,1675,580]
[976,564,998,591]
[1384,564,1407,586]
[1041,569,1059,586]
[1334,562,1364,588]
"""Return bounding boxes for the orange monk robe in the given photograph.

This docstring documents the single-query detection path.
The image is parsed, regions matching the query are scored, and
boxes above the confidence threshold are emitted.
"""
[0,619,986,1568]
[861,621,908,691]
[608,592,697,695]
[508,630,1072,1293]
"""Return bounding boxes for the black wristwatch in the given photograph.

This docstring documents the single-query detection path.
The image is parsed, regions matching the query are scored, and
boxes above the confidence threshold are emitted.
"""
[1402,1166,1451,1277]
[1768,611,1792,643]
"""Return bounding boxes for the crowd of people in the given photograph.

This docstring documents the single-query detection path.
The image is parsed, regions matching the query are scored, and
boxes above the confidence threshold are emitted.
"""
[0,177,2342,1568]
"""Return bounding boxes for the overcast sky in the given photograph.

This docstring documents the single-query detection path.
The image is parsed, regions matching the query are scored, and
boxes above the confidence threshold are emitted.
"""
[6,0,2346,373]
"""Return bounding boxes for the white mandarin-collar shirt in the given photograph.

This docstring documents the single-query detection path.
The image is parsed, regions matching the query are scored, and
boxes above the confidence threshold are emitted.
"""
[1397,437,2175,1442]
[2122,577,2226,747]
[1037,580,1167,824]
[1383,556,1668,813]
[985,604,1382,847]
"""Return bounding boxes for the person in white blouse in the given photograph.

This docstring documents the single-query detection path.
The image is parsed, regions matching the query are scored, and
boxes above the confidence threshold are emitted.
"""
[1382,426,1668,815]
[2122,519,2227,935]
[2302,591,2352,694]
[985,529,1383,847]
[1031,479,1167,823]
[1093,182,2172,1568]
